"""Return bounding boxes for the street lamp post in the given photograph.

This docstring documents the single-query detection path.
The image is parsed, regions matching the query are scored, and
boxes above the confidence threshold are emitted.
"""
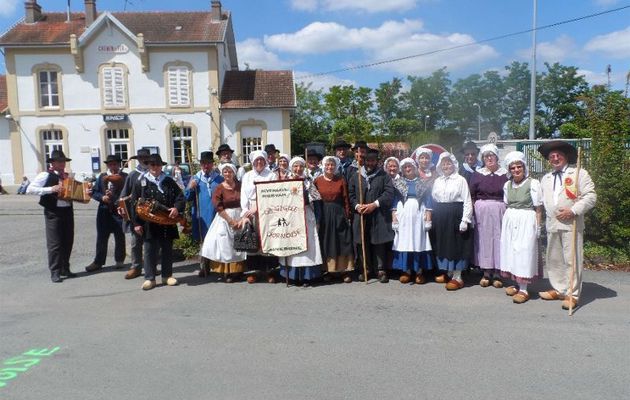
[424,115,430,132]
[472,102,481,140]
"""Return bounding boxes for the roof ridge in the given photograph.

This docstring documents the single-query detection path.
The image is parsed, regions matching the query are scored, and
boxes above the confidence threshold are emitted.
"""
[0,17,25,40]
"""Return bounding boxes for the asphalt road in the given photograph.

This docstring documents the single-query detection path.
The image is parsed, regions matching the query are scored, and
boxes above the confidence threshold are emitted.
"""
[1,194,629,400]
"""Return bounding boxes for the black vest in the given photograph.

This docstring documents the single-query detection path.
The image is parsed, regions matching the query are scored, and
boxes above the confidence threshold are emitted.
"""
[38,173,62,210]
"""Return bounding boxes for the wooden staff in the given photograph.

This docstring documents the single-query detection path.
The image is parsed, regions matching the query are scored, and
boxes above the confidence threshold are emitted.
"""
[357,159,369,284]
[568,146,582,316]
[194,179,207,277]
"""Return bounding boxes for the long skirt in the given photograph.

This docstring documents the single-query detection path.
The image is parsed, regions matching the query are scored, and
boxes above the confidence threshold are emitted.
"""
[499,208,541,285]
[201,208,246,264]
[430,202,472,271]
[392,198,433,273]
[474,199,506,271]
[318,200,354,273]
[280,205,322,280]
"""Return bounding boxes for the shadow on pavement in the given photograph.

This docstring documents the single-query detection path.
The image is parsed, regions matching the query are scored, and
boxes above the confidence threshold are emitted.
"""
[579,281,617,307]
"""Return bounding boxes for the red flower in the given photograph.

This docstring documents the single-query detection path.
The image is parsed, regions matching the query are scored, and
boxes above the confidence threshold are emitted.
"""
[564,177,573,186]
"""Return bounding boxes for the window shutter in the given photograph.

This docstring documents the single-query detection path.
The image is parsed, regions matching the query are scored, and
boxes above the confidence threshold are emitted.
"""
[103,67,114,107]
[103,67,126,107]
[113,67,125,106]
[168,66,190,107]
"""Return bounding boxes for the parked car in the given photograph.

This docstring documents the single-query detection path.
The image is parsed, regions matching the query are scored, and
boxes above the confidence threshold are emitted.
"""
[163,163,192,187]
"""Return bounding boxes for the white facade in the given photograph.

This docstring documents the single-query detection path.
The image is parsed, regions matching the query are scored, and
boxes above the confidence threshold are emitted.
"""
[1,8,293,184]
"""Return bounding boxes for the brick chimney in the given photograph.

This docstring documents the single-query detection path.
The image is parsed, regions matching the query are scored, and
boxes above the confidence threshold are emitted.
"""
[85,0,97,25]
[25,1,42,23]
[211,1,222,21]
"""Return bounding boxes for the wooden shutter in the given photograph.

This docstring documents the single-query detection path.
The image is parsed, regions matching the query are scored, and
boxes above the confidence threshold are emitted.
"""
[168,66,190,107]
[103,66,125,107]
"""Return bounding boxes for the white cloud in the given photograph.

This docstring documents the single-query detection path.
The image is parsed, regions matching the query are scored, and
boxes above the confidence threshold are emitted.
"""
[516,35,577,63]
[584,26,630,58]
[264,19,497,75]
[289,0,418,13]
[0,0,19,17]
[294,71,357,91]
[236,38,295,70]
[265,19,424,54]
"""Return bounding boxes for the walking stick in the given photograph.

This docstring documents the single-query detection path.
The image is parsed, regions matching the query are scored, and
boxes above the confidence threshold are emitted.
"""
[195,177,207,277]
[568,147,582,316]
[357,162,369,284]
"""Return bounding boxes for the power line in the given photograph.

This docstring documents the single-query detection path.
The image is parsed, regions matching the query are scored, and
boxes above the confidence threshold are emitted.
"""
[295,4,630,80]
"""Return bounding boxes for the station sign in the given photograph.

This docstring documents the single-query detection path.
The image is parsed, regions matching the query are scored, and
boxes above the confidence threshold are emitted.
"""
[103,114,128,123]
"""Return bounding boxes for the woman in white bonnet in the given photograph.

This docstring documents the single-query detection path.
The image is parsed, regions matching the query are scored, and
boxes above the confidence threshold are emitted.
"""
[430,152,473,290]
[240,150,278,284]
[499,151,543,303]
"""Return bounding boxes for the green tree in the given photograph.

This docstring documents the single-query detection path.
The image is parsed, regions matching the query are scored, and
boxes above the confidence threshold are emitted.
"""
[502,61,539,139]
[323,85,374,143]
[402,67,451,130]
[374,78,404,135]
[290,83,330,154]
[582,86,630,256]
[539,62,589,138]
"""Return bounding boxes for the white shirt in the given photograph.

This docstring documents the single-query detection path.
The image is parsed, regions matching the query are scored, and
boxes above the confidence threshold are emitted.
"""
[431,173,472,223]
[27,171,71,207]
[240,168,273,213]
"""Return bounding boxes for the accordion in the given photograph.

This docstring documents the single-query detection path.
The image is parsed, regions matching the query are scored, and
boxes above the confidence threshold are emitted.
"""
[59,178,91,203]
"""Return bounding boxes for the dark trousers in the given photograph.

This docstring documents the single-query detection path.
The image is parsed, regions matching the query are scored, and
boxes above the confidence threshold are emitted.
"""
[44,207,74,277]
[356,242,388,275]
[129,229,144,271]
[94,208,125,266]
[143,237,173,280]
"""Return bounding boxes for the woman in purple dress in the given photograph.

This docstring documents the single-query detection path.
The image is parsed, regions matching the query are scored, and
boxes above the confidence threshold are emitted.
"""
[469,144,508,288]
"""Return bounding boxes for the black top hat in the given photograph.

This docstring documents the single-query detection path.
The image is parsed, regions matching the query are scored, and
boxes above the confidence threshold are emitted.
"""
[538,140,578,164]
[47,149,72,163]
[103,154,122,164]
[199,151,214,162]
[216,144,234,155]
[264,144,278,154]
[305,142,325,160]
[365,147,380,158]
[352,140,368,150]
[333,139,351,150]
[130,148,151,160]
[147,153,167,166]
[460,141,480,154]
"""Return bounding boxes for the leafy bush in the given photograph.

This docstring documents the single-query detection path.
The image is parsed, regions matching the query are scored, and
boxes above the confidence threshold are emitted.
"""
[173,233,200,260]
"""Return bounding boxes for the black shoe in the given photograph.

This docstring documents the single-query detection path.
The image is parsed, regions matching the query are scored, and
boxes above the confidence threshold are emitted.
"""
[51,274,62,283]
[378,271,389,283]
[358,273,367,282]
[61,270,77,278]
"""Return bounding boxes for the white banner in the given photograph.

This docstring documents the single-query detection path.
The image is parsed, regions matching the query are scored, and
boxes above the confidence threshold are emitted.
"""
[255,179,307,257]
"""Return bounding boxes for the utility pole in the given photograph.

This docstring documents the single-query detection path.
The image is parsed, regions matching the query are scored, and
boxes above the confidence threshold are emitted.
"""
[528,0,537,140]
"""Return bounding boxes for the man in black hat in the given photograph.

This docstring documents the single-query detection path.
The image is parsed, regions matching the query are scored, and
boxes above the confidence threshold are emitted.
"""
[306,143,325,179]
[185,151,224,276]
[459,141,481,183]
[130,153,185,291]
[344,140,369,182]
[118,148,151,280]
[264,144,279,170]
[26,150,76,282]
[216,144,236,166]
[348,147,395,283]
[537,140,596,310]
[85,155,128,273]
[333,139,352,177]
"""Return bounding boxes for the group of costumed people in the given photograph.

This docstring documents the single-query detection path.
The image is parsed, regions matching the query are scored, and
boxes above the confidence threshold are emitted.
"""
[29,138,596,311]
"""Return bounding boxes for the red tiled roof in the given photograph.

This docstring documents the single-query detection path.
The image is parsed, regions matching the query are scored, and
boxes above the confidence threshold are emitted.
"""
[0,75,7,111]
[221,70,296,109]
[0,11,228,46]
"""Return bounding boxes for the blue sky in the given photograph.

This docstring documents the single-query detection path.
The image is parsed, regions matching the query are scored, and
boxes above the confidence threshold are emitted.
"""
[1,0,629,90]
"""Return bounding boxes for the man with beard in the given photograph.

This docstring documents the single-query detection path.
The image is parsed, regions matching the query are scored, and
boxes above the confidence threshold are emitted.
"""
[344,140,368,182]
[333,139,352,177]
[85,154,128,272]
[348,148,395,283]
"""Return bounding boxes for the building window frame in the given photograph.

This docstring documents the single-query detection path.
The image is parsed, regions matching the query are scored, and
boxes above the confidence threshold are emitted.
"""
[99,62,129,110]
[235,119,268,165]
[163,61,194,110]
[32,63,64,113]
[37,125,70,170]
[168,122,197,164]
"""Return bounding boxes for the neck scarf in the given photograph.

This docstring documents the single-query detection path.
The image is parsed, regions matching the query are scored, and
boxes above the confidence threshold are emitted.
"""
[360,166,380,190]
[144,171,167,194]
[197,170,219,197]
